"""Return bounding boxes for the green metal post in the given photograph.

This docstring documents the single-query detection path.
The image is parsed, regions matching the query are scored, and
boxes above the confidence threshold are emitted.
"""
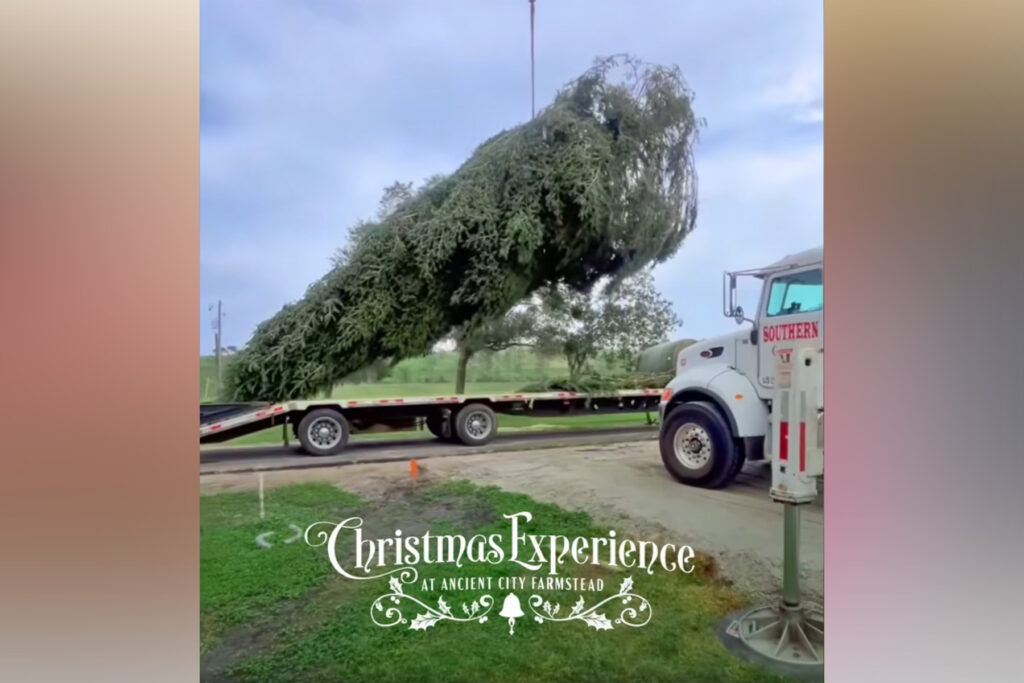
[782,503,801,607]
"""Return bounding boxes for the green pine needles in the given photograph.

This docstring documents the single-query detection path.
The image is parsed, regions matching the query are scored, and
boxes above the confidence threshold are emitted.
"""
[226,56,701,401]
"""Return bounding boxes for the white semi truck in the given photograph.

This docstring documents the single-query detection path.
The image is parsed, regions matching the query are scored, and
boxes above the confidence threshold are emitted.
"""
[658,246,823,489]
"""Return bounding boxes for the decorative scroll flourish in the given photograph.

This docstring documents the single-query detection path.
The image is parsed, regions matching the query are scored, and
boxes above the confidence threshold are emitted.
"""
[305,520,652,633]
[305,520,493,631]
[371,576,494,630]
[528,577,651,631]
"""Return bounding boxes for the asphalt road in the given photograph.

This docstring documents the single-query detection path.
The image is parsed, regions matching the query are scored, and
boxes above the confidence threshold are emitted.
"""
[199,425,658,475]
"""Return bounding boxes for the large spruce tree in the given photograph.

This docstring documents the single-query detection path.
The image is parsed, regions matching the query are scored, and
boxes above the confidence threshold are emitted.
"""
[226,56,701,401]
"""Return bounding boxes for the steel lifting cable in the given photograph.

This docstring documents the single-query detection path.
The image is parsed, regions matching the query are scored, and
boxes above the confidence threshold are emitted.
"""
[529,0,536,119]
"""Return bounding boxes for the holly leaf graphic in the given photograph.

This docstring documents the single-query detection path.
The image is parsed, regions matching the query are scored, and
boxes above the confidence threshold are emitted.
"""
[438,597,452,616]
[409,613,440,631]
[462,603,470,616]
[618,577,634,596]
[570,597,585,617]
[543,600,553,617]
[388,576,403,595]
[470,600,479,616]
[581,613,613,631]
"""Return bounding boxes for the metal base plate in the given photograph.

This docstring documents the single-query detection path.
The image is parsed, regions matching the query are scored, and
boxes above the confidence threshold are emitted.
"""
[716,605,824,682]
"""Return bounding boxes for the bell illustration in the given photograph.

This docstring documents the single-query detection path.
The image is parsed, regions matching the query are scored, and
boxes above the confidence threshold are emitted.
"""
[499,592,524,635]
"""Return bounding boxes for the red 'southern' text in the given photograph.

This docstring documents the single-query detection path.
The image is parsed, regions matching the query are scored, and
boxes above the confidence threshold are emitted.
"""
[763,321,819,343]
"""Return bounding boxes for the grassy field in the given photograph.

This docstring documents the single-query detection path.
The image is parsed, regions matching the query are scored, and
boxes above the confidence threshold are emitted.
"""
[200,354,559,402]
[201,481,790,682]
[322,381,527,399]
[201,349,626,402]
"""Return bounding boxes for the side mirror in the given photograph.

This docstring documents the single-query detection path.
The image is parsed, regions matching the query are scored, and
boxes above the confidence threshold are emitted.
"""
[733,305,745,324]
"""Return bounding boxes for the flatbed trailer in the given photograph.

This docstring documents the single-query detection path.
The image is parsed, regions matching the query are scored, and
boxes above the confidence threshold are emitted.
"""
[200,389,664,456]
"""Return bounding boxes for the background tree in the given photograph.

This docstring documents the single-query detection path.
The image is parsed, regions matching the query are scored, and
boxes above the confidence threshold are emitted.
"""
[534,270,680,378]
[453,306,540,393]
[533,287,604,379]
[599,271,681,371]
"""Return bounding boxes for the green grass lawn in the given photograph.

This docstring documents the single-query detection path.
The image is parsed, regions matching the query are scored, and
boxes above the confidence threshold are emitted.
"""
[201,482,790,682]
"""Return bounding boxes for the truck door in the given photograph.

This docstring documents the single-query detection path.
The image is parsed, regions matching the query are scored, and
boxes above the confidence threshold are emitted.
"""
[756,266,823,403]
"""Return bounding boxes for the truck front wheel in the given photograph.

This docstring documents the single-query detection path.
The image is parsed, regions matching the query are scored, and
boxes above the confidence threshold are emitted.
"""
[297,408,350,456]
[659,401,742,489]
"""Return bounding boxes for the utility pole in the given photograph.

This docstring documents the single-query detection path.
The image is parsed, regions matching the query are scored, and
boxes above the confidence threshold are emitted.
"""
[210,301,224,393]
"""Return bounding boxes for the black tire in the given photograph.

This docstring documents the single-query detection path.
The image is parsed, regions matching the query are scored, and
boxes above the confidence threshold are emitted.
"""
[426,413,457,442]
[659,401,741,489]
[724,437,748,484]
[296,408,350,456]
[453,403,497,446]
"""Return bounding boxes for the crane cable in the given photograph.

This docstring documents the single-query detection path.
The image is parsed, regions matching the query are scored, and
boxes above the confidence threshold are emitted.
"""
[529,0,536,119]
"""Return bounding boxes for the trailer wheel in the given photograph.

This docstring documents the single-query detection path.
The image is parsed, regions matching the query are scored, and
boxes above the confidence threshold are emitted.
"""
[659,401,740,489]
[453,403,497,446]
[297,409,350,456]
[426,414,457,442]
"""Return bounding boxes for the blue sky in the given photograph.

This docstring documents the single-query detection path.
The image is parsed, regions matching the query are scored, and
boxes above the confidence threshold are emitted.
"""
[200,0,822,354]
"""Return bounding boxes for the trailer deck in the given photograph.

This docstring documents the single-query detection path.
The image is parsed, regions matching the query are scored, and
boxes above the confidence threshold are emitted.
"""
[200,389,664,456]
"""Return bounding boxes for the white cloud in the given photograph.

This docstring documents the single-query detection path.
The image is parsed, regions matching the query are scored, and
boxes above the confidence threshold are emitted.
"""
[797,108,825,123]
[758,59,822,107]
[699,144,823,202]
[754,55,824,124]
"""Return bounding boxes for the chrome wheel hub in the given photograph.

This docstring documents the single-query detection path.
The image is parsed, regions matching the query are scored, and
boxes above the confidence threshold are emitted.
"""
[673,422,712,470]
[308,417,342,449]
[464,411,492,440]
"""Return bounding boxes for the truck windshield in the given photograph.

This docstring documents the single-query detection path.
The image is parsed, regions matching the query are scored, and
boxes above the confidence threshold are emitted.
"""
[765,268,823,317]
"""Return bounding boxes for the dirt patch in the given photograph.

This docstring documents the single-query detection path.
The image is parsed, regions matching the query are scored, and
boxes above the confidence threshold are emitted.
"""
[201,575,361,683]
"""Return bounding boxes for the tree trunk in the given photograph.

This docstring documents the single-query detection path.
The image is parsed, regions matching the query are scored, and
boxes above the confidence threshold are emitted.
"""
[567,351,586,379]
[455,347,473,394]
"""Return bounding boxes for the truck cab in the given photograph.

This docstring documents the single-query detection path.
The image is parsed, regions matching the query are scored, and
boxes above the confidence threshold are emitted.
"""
[659,247,823,488]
